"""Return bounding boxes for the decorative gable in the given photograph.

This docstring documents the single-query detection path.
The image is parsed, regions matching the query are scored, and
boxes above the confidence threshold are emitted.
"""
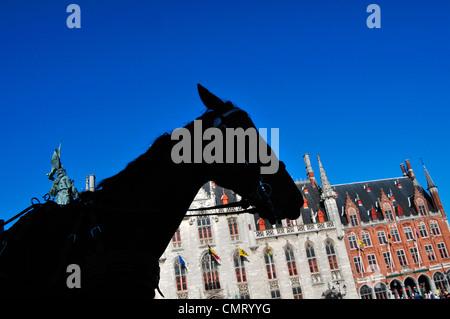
[345,193,360,226]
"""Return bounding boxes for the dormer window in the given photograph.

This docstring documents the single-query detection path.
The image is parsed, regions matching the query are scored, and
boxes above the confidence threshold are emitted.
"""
[221,193,228,205]
[348,208,359,226]
[258,218,266,231]
[371,208,378,220]
[317,210,325,223]
[382,203,395,221]
[418,205,427,216]
[416,198,428,216]
[396,205,404,217]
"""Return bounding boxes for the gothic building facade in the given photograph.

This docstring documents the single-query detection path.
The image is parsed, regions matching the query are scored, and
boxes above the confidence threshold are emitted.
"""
[335,160,450,299]
[156,155,449,299]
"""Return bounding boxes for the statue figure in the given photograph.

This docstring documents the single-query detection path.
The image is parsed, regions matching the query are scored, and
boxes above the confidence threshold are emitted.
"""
[47,142,62,181]
[47,143,78,205]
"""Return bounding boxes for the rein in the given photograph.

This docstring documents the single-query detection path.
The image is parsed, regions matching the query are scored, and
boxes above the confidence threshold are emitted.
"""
[0,196,257,230]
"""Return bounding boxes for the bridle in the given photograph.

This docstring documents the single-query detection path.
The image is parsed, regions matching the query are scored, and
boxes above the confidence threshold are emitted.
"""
[207,106,280,221]
[210,106,246,130]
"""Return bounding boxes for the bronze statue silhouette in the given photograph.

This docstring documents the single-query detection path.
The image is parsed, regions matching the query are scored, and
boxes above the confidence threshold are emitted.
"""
[46,142,78,205]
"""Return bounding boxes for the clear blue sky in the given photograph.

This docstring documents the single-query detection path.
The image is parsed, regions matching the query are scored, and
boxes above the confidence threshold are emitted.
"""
[1,1,449,227]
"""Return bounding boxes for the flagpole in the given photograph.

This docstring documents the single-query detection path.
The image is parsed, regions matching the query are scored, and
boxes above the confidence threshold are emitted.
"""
[414,228,422,268]
[358,237,364,278]
[238,248,243,283]
[389,243,394,271]
[388,239,394,272]
[210,251,213,289]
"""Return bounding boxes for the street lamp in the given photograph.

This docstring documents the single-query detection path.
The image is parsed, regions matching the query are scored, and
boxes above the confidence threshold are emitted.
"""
[325,281,347,299]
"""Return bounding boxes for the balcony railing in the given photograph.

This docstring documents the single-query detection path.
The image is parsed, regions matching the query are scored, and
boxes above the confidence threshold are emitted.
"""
[255,221,335,239]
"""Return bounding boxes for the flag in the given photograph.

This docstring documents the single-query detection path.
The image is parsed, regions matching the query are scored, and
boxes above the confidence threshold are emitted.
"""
[415,230,420,238]
[357,239,366,252]
[388,233,394,244]
[47,141,62,180]
[178,254,188,273]
[208,245,221,265]
[239,247,250,262]
[239,247,249,257]
[267,244,273,257]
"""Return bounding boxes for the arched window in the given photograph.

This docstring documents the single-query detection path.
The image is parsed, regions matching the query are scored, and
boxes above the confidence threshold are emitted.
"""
[306,242,319,274]
[374,282,388,299]
[174,258,187,292]
[284,245,298,276]
[233,250,247,283]
[360,285,373,299]
[361,231,372,247]
[430,220,441,236]
[325,240,339,270]
[264,248,277,280]
[433,272,448,292]
[201,253,220,291]
[418,222,428,238]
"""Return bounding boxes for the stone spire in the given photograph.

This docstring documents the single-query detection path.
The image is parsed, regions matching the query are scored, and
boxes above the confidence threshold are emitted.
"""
[422,161,445,218]
[317,155,336,200]
[423,163,436,190]
[316,155,343,239]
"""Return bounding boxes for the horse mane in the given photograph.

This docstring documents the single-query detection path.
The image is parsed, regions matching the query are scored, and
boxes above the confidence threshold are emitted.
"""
[95,101,244,196]
[96,133,172,192]
[96,108,216,193]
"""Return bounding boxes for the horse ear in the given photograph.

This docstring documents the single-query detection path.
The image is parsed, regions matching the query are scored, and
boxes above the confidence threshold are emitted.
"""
[197,84,228,112]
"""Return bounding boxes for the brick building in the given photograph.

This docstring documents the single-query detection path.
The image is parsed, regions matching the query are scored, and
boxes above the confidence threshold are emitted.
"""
[334,159,450,298]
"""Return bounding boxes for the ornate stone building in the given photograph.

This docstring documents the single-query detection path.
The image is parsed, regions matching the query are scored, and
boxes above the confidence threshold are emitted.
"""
[156,155,449,299]
[156,154,358,299]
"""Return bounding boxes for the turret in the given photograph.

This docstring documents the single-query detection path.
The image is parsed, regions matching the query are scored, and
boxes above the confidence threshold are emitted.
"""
[303,154,317,187]
[317,155,344,239]
[423,162,446,218]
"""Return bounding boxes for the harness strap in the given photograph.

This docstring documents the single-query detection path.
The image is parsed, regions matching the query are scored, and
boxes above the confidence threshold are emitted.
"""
[186,200,249,211]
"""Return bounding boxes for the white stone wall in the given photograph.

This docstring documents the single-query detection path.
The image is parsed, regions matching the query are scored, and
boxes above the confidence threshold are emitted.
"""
[156,212,358,299]
[156,181,358,299]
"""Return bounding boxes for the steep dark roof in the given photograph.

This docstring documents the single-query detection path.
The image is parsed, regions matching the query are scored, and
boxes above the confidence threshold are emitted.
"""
[296,181,327,224]
[207,176,435,229]
[332,177,435,225]
[212,184,239,206]
[201,182,240,206]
